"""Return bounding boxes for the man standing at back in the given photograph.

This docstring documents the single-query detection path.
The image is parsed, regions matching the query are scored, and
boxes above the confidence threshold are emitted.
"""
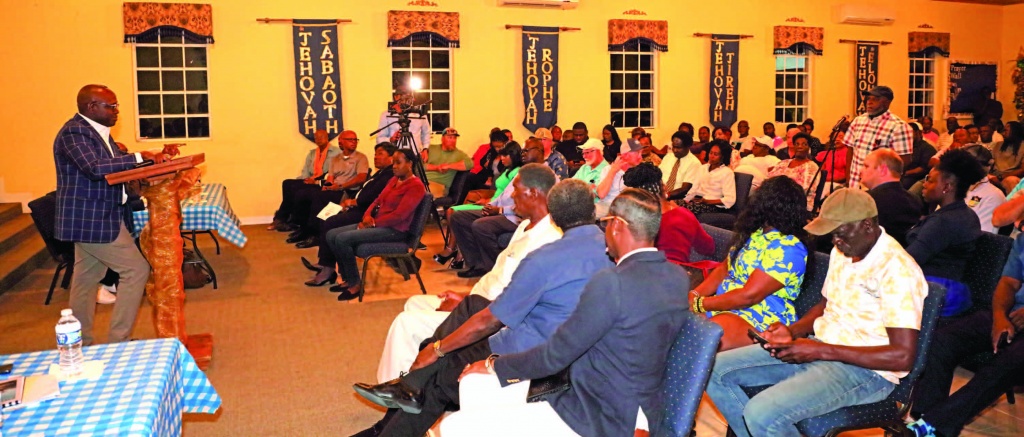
[54,84,166,344]
[845,86,914,189]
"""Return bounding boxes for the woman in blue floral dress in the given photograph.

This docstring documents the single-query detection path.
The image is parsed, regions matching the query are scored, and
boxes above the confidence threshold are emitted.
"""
[689,176,811,351]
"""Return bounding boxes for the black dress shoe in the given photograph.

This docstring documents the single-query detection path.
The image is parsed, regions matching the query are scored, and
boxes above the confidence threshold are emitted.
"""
[433,250,458,266]
[300,256,320,272]
[275,222,297,233]
[457,268,487,278]
[448,259,465,270]
[304,269,337,287]
[337,288,361,301]
[329,283,353,292]
[295,236,318,249]
[353,379,423,414]
[288,229,303,239]
[286,232,306,244]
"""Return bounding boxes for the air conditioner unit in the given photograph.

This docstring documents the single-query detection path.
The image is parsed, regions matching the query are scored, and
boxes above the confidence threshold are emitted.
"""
[834,4,895,26]
[498,0,579,9]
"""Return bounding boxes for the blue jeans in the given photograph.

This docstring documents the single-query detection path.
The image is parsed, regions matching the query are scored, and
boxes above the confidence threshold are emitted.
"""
[325,224,408,284]
[706,344,895,437]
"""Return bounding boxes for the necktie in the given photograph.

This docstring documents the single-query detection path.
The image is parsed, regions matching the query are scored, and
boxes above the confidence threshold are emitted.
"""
[666,158,682,190]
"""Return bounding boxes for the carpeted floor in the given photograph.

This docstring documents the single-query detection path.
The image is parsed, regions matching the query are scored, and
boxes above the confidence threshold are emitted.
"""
[1,225,1022,436]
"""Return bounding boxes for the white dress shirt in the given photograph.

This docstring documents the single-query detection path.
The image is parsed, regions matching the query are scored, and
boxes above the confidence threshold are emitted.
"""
[658,152,701,191]
[685,164,737,208]
[78,113,141,203]
[469,215,562,301]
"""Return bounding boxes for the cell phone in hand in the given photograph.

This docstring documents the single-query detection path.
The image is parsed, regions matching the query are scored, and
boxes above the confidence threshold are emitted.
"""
[747,329,770,347]
[997,331,1010,351]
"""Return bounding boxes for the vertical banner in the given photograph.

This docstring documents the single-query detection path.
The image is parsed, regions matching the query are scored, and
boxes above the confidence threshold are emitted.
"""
[855,42,879,115]
[709,35,739,129]
[522,26,559,132]
[293,19,342,142]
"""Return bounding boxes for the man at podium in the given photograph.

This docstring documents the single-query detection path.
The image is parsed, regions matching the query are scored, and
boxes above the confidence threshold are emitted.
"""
[53,84,168,345]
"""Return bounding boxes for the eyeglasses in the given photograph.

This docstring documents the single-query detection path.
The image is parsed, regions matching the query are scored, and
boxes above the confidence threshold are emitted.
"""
[93,102,118,109]
[524,147,544,154]
[597,215,629,232]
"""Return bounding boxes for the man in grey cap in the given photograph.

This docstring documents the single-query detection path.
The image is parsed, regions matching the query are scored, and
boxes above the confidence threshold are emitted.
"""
[706,188,928,437]
[845,85,915,189]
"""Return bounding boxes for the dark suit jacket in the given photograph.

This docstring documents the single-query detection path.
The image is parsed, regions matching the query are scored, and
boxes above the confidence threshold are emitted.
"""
[53,114,139,243]
[868,181,923,247]
[493,250,690,437]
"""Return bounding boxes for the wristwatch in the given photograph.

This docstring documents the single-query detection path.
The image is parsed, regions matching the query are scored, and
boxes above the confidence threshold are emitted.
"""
[433,340,446,358]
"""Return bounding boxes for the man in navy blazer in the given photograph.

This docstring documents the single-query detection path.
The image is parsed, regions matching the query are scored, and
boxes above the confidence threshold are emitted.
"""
[54,84,166,344]
[443,188,692,437]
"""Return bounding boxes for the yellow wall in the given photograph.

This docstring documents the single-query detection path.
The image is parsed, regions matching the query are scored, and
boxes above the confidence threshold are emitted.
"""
[0,0,1016,221]
[1000,3,1024,124]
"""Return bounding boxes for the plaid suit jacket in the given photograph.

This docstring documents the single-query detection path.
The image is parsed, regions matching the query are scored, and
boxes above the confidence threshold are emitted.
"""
[53,114,138,243]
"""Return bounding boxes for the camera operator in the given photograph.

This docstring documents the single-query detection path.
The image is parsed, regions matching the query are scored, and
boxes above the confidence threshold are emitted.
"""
[375,84,432,151]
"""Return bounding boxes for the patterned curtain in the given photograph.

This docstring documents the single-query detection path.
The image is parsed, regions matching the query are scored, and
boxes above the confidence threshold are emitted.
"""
[908,32,950,58]
[387,11,460,48]
[608,19,669,52]
[123,3,213,43]
[773,26,823,55]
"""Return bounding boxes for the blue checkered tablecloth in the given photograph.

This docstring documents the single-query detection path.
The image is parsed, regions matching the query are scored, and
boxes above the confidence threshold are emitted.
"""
[132,183,248,248]
[0,338,220,436]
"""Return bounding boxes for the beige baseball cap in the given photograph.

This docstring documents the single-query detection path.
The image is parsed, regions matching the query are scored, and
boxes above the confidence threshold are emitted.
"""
[578,138,603,151]
[804,188,879,235]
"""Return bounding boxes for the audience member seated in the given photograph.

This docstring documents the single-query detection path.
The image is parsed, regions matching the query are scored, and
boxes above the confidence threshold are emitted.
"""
[962,145,1007,234]
[284,130,369,245]
[601,123,623,164]
[907,149,984,317]
[802,118,824,157]
[313,149,426,301]
[555,121,588,167]
[465,129,506,193]
[936,117,959,153]
[714,126,742,169]
[441,189,691,436]
[572,137,609,186]
[421,127,471,198]
[991,121,1024,193]
[375,163,560,382]
[908,233,1024,437]
[533,127,568,180]
[767,132,820,210]
[813,127,850,194]
[903,122,937,189]
[693,125,712,157]
[268,128,340,232]
[435,143,524,277]
[661,131,702,201]
[298,142,397,251]
[774,126,801,161]
[966,124,981,146]
[595,149,641,218]
[448,151,547,280]
[638,134,662,166]
[761,121,781,148]
[349,179,613,437]
[860,148,923,247]
[688,176,809,351]
[980,122,1001,150]
[622,163,714,264]
[920,116,940,147]
[736,137,781,191]
[707,188,928,437]
[734,120,755,154]
[682,140,736,218]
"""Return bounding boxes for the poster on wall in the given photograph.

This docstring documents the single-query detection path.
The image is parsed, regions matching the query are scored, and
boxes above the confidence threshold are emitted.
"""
[709,35,740,129]
[854,42,879,115]
[293,19,343,142]
[948,62,998,116]
[521,26,559,132]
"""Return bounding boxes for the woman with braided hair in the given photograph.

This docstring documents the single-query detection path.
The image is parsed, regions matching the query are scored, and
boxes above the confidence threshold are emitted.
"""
[622,163,713,264]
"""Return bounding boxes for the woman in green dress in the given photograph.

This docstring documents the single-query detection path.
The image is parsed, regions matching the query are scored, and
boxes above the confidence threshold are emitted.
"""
[434,142,523,269]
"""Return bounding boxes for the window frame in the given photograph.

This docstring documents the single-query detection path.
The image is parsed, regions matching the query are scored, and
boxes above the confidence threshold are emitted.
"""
[774,48,813,124]
[908,55,937,121]
[389,38,453,134]
[130,29,212,142]
[609,42,657,130]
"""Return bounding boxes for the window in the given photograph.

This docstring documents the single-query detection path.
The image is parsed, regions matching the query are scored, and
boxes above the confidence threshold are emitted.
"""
[908,56,936,121]
[610,42,656,129]
[391,39,452,133]
[132,29,210,140]
[774,48,812,123]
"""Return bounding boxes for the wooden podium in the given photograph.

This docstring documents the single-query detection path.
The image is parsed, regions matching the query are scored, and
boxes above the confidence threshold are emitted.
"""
[106,154,213,369]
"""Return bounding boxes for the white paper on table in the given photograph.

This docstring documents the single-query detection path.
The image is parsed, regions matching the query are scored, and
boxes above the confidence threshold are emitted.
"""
[47,360,105,382]
[317,202,343,220]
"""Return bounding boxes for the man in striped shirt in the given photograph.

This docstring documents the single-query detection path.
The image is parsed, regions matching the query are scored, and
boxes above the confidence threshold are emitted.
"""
[845,86,914,189]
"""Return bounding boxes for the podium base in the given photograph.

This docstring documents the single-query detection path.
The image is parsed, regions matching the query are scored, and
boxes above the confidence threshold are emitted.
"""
[186,333,214,370]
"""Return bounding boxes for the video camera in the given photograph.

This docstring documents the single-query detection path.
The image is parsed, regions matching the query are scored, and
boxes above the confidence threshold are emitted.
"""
[387,98,431,118]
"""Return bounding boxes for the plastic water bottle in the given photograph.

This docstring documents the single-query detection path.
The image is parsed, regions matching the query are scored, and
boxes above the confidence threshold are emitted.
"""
[55,309,85,377]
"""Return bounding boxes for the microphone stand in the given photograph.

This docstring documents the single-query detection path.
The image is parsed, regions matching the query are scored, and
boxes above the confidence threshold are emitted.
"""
[807,127,843,216]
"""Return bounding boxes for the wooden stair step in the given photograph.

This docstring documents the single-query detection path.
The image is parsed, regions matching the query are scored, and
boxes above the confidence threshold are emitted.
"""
[0,214,39,256]
[0,203,22,223]
[0,234,50,295]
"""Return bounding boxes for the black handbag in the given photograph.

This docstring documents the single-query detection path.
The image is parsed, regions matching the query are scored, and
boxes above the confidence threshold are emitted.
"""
[526,368,571,403]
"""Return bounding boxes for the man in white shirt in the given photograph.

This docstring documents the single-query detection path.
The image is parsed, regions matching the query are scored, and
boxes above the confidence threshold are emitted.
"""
[375,165,562,382]
[375,85,432,151]
[733,120,755,152]
[660,131,702,200]
[936,117,959,153]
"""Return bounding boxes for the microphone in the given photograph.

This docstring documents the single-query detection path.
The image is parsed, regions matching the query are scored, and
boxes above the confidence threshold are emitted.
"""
[831,115,849,132]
